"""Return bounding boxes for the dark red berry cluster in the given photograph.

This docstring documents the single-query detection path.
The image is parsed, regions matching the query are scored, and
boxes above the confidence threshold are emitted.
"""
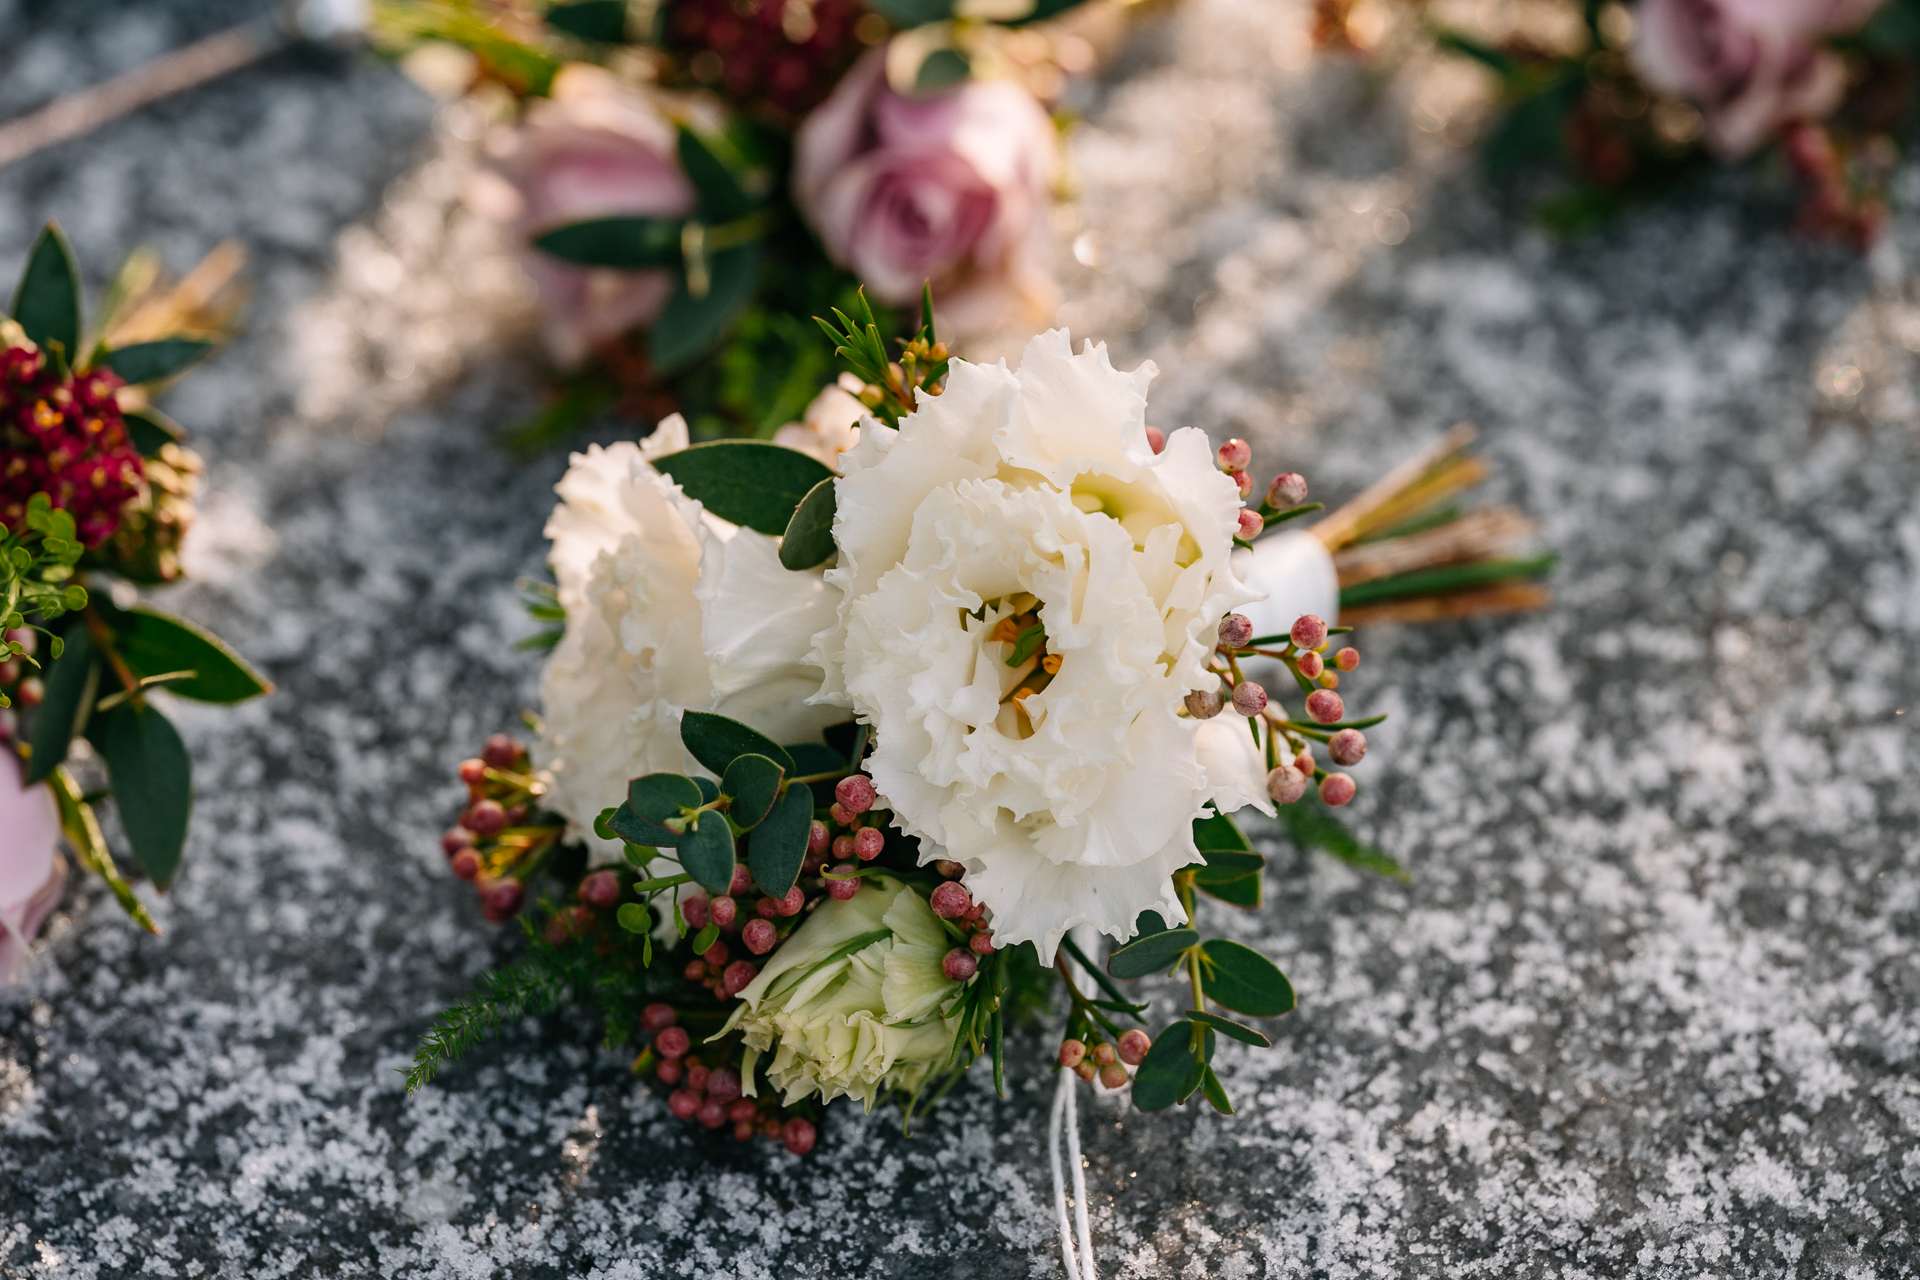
[1,346,144,548]
[441,733,565,921]
[664,0,875,123]
[642,1004,817,1153]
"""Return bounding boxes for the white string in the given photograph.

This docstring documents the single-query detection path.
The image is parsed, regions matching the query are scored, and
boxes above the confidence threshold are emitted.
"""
[1048,927,1099,1280]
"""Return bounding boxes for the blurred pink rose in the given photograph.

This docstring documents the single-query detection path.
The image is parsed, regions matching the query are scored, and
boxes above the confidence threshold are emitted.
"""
[472,65,697,366]
[1633,0,1883,157]
[0,752,65,986]
[794,51,1058,337]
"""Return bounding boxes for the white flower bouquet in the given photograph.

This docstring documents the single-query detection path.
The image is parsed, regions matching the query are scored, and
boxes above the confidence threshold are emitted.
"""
[410,290,1552,1157]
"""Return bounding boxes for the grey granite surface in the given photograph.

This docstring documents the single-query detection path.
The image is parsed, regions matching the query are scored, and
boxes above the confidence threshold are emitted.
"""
[2,0,1917,1275]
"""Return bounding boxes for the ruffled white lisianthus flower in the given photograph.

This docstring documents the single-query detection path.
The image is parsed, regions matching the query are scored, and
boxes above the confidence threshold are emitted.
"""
[722,875,965,1108]
[534,414,842,858]
[818,331,1274,959]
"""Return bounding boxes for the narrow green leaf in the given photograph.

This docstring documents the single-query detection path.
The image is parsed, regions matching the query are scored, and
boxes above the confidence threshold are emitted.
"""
[544,0,628,41]
[1192,811,1252,853]
[863,0,956,26]
[96,703,193,890]
[680,709,796,775]
[913,47,971,91]
[1195,871,1264,910]
[97,604,270,703]
[1189,850,1263,883]
[1107,927,1198,979]
[779,477,838,570]
[1337,552,1557,607]
[747,784,812,900]
[531,216,681,268]
[26,624,95,784]
[1130,1022,1194,1112]
[1279,804,1409,881]
[1199,1063,1234,1114]
[652,439,834,537]
[97,339,215,385]
[677,126,758,222]
[720,752,784,829]
[1175,1029,1214,1103]
[1189,1009,1271,1047]
[120,406,185,455]
[691,922,720,954]
[677,817,736,894]
[11,222,81,358]
[1199,939,1296,1018]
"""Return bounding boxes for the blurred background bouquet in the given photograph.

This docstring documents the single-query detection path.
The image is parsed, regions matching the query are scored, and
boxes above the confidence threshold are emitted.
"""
[369,0,1142,446]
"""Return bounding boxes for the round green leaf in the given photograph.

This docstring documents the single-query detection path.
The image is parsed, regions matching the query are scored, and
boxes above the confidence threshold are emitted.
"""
[651,441,834,537]
[720,753,784,829]
[680,710,795,775]
[532,216,681,268]
[1199,939,1296,1018]
[677,817,737,894]
[747,785,812,900]
[96,703,193,890]
[779,477,838,571]
[1129,1022,1198,1112]
[611,772,701,846]
[616,903,653,934]
[1107,927,1198,980]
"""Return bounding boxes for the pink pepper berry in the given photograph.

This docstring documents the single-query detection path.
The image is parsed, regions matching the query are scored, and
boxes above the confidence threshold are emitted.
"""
[1328,728,1367,766]
[482,733,520,769]
[969,932,995,956]
[1296,650,1324,679]
[441,826,476,856]
[482,879,523,918]
[1320,773,1357,806]
[807,821,830,855]
[728,1099,757,1124]
[777,886,805,916]
[1145,426,1166,454]
[687,1063,710,1092]
[1229,469,1254,499]
[743,919,778,955]
[832,834,856,860]
[1117,1029,1151,1066]
[680,895,711,930]
[655,1027,691,1059]
[1099,1063,1131,1090]
[1059,1040,1087,1068]
[684,960,707,981]
[1075,1061,1097,1083]
[709,895,737,928]
[835,773,877,815]
[698,1099,727,1129]
[1231,681,1267,717]
[703,941,729,968]
[825,866,860,901]
[722,960,758,996]
[1216,438,1251,471]
[1305,689,1344,724]
[1235,509,1263,540]
[733,1120,754,1142]
[757,896,780,919]
[828,802,853,826]
[1335,647,1359,671]
[1294,750,1316,776]
[942,949,979,981]
[1185,688,1223,719]
[853,827,885,861]
[935,860,966,879]
[450,850,482,881]
[458,758,487,787]
[729,865,754,896]
[929,881,972,919]
[466,799,506,837]
[667,1089,700,1119]
[782,1118,817,1155]
[706,1067,742,1103]
[1217,614,1254,648]
[655,1057,683,1086]
[1265,764,1309,805]
[1266,472,1308,508]
[579,870,621,910]
[1092,1042,1118,1067]
[1290,614,1328,650]
[641,1003,677,1033]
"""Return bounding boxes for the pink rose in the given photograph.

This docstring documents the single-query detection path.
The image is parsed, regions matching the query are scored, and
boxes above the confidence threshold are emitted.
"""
[472,65,697,365]
[1633,0,1883,157]
[0,751,65,986]
[794,51,1059,337]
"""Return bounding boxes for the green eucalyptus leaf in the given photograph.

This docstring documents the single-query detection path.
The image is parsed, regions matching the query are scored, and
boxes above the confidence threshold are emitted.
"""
[1176,1025,1216,1103]
[1130,1021,1195,1112]
[649,241,763,374]
[532,216,681,268]
[677,126,758,222]
[96,702,193,890]
[121,406,186,455]
[611,772,702,846]
[616,902,652,933]
[1189,849,1263,882]
[680,709,796,774]
[694,775,721,804]
[1107,927,1197,979]
[11,222,81,359]
[779,476,838,570]
[691,921,721,954]
[1279,804,1409,881]
[747,784,813,901]
[1195,870,1263,909]
[720,752,784,829]
[1199,939,1296,1018]
[1192,811,1252,852]
[652,439,833,538]
[1199,1063,1234,1114]
[96,604,271,703]
[545,0,628,41]
[25,624,96,784]
[97,338,214,385]
[1189,1009,1271,1047]
[677,817,736,894]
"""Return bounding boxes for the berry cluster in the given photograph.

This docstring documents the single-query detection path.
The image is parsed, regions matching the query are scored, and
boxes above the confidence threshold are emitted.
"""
[440,733,566,921]
[0,346,144,549]
[664,0,876,123]
[1783,122,1892,249]
[1058,1028,1153,1091]
[642,1004,817,1153]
